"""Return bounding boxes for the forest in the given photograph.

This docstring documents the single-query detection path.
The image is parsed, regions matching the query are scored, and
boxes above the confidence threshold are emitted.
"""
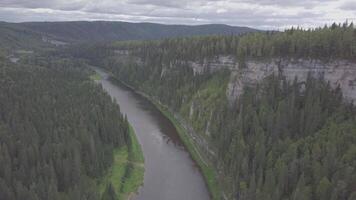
[88,22,356,200]
[0,20,355,200]
[0,56,131,200]
[99,21,356,62]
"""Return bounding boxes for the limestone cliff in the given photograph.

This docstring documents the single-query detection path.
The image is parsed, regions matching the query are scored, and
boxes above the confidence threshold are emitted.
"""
[186,56,356,103]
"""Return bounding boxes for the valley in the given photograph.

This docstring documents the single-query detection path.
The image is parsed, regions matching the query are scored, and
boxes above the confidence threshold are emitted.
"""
[0,20,355,200]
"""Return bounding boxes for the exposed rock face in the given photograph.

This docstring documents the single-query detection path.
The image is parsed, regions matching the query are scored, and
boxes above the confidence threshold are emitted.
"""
[186,56,356,103]
[189,102,195,119]
[119,51,356,103]
[205,111,213,136]
[188,56,237,75]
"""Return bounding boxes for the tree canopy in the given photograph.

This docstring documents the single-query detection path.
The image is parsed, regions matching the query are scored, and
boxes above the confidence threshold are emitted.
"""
[0,57,130,200]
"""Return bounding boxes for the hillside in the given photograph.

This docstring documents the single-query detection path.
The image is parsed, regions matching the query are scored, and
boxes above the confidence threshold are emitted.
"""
[0,22,46,50]
[1,21,258,44]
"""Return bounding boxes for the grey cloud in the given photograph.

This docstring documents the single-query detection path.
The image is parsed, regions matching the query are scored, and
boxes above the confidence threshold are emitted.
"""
[126,0,224,8]
[340,1,356,11]
[240,0,336,9]
[0,0,53,8]
[126,0,189,8]
[0,0,87,11]
[0,0,353,29]
[80,1,323,24]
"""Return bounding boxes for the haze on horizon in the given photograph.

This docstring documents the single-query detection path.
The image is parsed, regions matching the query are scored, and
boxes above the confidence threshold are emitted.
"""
[0,0,355,30]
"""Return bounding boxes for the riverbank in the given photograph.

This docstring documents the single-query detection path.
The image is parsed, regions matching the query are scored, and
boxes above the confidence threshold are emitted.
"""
[107,75,222,200]
[99,125,144,200]
[90,72,144,200]
[152,102,222,200]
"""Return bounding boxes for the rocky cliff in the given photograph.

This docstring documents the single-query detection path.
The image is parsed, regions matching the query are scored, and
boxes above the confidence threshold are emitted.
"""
[186,56,356,104]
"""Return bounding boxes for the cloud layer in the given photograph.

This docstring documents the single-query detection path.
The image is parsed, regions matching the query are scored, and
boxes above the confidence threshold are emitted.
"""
[0,0,355,29]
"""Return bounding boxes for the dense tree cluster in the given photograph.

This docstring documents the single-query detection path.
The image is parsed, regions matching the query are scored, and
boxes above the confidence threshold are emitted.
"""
[0,58,130,200]
[210,76,356,200]
[112,21,356,62]
[63,22,356,67]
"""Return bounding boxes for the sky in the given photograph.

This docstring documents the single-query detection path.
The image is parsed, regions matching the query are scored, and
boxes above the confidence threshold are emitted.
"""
[0,0,355,30]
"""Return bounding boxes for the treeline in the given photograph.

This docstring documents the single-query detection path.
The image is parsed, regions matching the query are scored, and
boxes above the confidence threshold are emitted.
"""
[110,21,355,62]
[0,58,130,200]
[63,21,356,65]
[66,22,356,69]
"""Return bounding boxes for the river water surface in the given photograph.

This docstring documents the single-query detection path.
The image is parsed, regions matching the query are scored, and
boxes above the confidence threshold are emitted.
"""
[95,68,210,200]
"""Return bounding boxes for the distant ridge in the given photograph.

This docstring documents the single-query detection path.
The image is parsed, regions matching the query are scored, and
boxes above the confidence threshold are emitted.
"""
[1,21,259,43]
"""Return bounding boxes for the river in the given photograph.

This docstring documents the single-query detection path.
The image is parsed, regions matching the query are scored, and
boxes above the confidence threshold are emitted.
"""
[95,68,210,200]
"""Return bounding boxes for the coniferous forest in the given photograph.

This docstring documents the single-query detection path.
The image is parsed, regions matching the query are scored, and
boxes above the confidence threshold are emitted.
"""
[0,20,355,200]
[74,21,356,65]
[89,23,356,200]
[0,57,130,200]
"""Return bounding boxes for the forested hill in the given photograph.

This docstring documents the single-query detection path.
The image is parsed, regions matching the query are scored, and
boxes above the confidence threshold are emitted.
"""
[0,57,130,200]
[1,21,258,43]
[112,22,356,60]
[0,22,48,50]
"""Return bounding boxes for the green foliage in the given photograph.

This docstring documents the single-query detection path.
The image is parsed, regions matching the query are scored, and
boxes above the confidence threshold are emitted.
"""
[316,177,332,200]
[90,72,102,81]
[104,21,356,65]
[99,148,129,197]
[99,125,144,200]
[0,58,130,200]
[101,183,118,200]
[208,76,356,200]
[0,22,50,51]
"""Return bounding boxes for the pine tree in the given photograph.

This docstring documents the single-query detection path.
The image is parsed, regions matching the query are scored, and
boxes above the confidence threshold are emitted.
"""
[101,183,118,200]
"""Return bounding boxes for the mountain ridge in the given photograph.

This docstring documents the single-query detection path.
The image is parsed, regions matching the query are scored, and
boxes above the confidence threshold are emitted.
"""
[0,21,259,44]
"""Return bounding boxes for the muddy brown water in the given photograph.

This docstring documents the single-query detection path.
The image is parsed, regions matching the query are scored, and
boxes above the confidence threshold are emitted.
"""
[95,68,210,200]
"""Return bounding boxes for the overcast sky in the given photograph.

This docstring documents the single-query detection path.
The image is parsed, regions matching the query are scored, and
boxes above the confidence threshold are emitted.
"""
[0,0,355,29]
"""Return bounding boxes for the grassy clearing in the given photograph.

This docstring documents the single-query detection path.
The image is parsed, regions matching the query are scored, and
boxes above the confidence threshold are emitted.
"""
[99,147,128,195]
[99,125,144,200]
[120,126,144,198]
[150,100,222,200]
[90,72,101,81]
